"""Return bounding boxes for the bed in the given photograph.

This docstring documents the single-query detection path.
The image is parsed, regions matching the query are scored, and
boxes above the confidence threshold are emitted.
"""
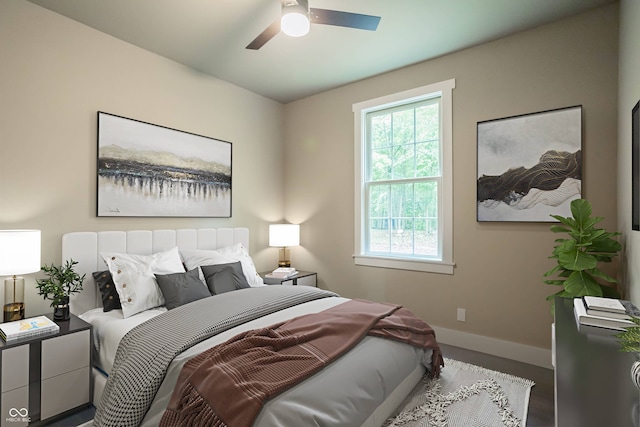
[63,227,442,427]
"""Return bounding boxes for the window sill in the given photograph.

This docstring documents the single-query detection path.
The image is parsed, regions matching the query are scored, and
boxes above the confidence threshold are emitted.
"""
[353,255,454,275]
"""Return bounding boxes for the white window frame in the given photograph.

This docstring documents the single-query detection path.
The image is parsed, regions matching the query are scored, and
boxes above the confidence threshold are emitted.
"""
[353,79,455,274]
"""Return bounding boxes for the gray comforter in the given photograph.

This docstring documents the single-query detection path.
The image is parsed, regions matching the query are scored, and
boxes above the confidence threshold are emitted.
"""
[94,286,432,427]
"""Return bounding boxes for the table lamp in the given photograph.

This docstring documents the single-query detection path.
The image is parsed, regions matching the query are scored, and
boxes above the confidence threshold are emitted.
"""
[0,230,41,322]
[269,224,300,268]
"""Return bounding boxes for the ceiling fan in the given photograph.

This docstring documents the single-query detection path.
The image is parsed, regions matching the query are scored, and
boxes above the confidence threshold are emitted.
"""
[246,0,381,50]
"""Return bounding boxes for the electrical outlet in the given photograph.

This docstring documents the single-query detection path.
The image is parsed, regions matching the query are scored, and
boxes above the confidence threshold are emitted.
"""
[457,308,466,322]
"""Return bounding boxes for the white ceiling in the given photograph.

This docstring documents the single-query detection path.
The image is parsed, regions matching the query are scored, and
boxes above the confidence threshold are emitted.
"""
[27,0,616,103]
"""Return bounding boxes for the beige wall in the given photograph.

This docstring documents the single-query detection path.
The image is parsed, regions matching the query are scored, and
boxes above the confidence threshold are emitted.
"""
[284,4,619,354]
[619,0,640,305]
[0,0,286,316]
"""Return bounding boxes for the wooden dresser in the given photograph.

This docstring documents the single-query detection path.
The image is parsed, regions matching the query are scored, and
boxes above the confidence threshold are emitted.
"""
[554,297,639,426]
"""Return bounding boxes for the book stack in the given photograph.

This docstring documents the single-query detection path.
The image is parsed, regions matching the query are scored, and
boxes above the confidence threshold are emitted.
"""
[265,267,298,279]
[0,315,60,342]
[573,296,638,331]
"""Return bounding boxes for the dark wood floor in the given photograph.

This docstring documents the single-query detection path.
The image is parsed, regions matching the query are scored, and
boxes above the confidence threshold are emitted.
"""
[49,344,555,427]
[440,343,555,427]
[45,405,94,426]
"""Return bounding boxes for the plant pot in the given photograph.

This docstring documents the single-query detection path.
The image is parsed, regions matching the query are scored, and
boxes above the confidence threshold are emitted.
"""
[53,297,70,321]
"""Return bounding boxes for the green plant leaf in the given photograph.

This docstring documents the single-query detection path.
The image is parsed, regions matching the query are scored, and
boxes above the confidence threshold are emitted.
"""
[590,237,622,253]
[563,270,603,296]
[588,267,618,284]
[570,198,592,225]
[543,264,563,277]
[546,289,572,301]
[544,199,621,307]
[550,225,571,234]
[557,249,597,271]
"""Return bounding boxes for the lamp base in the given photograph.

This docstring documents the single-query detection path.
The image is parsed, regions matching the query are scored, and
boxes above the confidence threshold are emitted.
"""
[3,302,25,323]
[278,247,291,268]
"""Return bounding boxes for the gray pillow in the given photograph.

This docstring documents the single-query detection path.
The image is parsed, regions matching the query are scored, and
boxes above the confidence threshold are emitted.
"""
[93,270,122,312]
[155,268,211,310]
[200,261,251,295]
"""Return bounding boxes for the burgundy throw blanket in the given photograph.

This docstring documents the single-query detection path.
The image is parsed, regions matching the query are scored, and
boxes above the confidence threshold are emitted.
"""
[160,299,443,427]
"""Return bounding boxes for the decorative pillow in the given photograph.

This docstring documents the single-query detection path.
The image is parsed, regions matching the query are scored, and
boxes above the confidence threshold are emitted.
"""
[92,270,122,312]
[200,262,251,295]
[181,243,265,287]
[100,247,185,318]
[155,268,211,310]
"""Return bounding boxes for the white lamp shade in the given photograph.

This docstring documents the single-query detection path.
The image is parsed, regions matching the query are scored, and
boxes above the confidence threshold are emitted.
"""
[0,230,41,275]
[281,4,310,37]
[269,224,300,247]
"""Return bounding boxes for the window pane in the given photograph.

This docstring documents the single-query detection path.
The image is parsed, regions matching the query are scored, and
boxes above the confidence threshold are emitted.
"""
[392,109,414,146]
[414,181,438,256]
[369,184,389,218]
[371,148,391,181]
[369,184,390,253]
[416,103,439,142]
[391,219,413,254]
[390,183,414,254]
[369,228,390,253]
[416,140,440,177]
[370,113,391,149]
[392,144,415,179]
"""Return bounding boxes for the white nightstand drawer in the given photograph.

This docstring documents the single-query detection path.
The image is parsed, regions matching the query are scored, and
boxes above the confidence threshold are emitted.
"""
[41,330,90,380]
[1,345,29,392]
[40,366,90,420]
[1,386,29,427]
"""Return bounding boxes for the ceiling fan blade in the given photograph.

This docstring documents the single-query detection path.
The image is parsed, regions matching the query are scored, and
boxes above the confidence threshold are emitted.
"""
[246,20,281,50]
[309,8,380,31]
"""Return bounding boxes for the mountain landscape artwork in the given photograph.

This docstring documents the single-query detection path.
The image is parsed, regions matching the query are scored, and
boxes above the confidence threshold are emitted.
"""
[97,112,231,217]
[477,106,582,222]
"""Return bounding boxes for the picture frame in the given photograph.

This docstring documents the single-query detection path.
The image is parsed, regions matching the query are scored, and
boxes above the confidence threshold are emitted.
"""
[632,101,640,231]
[477,105,582,222]
[97,112,232,217]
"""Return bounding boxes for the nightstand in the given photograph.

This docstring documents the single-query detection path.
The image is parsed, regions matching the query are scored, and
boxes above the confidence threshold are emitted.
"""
[0,313,92,427]
[260,271,317,287]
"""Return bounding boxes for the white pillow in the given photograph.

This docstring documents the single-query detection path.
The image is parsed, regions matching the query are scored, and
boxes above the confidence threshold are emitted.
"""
[181,243,265,287]
[100,247,185,318]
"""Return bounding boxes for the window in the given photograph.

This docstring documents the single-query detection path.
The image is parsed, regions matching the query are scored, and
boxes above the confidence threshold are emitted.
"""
[353,79,455,274]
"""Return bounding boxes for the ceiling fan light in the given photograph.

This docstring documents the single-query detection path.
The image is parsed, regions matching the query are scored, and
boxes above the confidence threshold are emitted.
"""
[281,4,310,37]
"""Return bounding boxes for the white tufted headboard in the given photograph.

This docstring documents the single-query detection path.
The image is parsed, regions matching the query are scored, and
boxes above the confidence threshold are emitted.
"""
[62,228,249,315]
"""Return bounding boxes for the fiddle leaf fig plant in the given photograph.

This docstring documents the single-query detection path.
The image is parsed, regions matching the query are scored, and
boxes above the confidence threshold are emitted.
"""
[543,198,621,304]
[36,259,85,307]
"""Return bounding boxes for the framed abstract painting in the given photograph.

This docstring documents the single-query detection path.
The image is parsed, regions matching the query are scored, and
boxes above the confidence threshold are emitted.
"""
[97,112,232,217]
[477,105,582,222]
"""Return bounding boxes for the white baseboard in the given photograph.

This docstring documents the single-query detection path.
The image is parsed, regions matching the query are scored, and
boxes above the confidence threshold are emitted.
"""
[433,325,553,369]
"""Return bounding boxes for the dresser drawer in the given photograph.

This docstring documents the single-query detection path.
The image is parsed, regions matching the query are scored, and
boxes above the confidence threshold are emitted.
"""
[1,386,29,427]
[40,366,90,420]
[1,345,29,392]
[41,330,90,380]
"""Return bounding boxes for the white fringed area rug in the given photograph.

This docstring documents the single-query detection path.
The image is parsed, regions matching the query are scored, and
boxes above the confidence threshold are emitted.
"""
[384,358,535,427]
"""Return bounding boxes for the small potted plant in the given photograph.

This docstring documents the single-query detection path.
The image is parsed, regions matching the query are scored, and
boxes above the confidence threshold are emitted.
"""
[36,259,85,321]
[543,198,621,309]
[616,318,640,389]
